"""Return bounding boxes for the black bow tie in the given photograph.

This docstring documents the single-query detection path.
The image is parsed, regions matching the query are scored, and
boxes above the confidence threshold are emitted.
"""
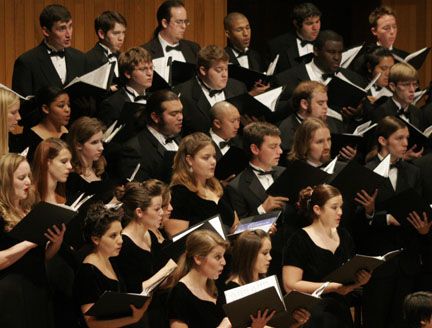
[49,50,65,58]
[166,45,181,52]
[134,95,147,102]
[107,53,118,60]
[397,108,410,119]
[298,38,314,47]
[322,72,335,80]
[209,89,223,97]
[237,51,248,58]
[250,166,274,176]
[219,140,231,149]
[390,161,402,169]
[164,136,176,144]
[374,85,382,92]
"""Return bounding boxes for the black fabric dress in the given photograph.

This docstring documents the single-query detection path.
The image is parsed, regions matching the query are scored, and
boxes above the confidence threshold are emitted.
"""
[170,184,234,227]
[0,217,54,328]
[284,228,356,328]
[167,282,225,328]
[74,263,128,327]
[21,127,68,163]
[114,232,166,294]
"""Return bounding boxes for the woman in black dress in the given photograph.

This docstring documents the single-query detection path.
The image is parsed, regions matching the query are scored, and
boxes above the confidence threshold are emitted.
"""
[166,229,231,328]
[227,230,310,328]
[167,132,236,237]
[22,86,70,161]
[0,153,63,328]
[114,180,166,293]
[282,184,371,328]
[67,116,116,204]
[0,88,22,156]
[74,203,149,328]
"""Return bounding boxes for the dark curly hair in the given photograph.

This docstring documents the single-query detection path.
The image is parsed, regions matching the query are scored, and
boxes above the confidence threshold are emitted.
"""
[83,202,121,244]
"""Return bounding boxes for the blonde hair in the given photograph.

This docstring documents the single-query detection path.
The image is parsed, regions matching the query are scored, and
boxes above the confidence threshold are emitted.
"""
[0,89,19,157]
[0,153,35,231]
[167,230,229,296]
[171,132,223,197]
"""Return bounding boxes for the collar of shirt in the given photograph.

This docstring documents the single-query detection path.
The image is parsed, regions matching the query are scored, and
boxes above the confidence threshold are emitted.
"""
[99,42,119,77]
[296,33,314,56]
[230,47,249,69]
[147,125,179,151]
[125,86,146,103]
[45,41,67,84]
[158,34,180,55]
[197,77,225,106]
[210,129,230,154]
[249,162,274,190]
[306,159,324,168]
[377,41,393,51]
[306,59,327,83]
[392,98,410,121]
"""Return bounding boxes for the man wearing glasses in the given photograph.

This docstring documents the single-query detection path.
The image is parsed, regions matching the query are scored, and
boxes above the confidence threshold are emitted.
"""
[142,0,200,85]
[371,62,424,130]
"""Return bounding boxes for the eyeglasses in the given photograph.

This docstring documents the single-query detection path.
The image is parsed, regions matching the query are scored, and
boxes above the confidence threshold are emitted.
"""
[172,19,190,26]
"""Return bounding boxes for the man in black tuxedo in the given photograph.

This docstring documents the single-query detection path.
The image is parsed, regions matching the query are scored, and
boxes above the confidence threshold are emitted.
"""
[98,47,153,128]
[208,101,241,160]
[226,122,289,278]
[223,12,269,95]
[368,5,409,59]
[371,63,425,132]
[174,45,247,136]
[119,89,183,183]
[85,11,127,89]
[279,80,345,153]
[12,4,86,97]
[267,2,321,74]
[273,30,367,108]
[142,0,200,84]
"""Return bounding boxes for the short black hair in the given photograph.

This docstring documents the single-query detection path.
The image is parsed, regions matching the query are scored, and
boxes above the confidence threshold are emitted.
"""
[39,4,71,30]
[153,0,185,37]
[292,2,321,28]
[314,30,343,51]
[94,11,127,35]
[144,89,180,125]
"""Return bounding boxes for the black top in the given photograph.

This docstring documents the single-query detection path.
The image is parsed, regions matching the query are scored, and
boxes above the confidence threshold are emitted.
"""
[284,228,355,282]
[21,128,68,163]
[74,263,126,306]
[66,172,115,204]
[167,282,225,328]
[170,184,234,227]
[114,232,166,293]
[0,216,47,284]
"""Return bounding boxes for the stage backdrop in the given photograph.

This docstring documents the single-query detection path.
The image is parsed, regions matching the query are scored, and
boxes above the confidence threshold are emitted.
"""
[0,0,227,86]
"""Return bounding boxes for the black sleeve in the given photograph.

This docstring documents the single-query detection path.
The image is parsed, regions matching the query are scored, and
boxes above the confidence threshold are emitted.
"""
[74,265,103,306]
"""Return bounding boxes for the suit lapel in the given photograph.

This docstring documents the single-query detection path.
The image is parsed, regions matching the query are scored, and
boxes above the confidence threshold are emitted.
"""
[243,168,267,202]
[140,127,166,158]
[150,39,164,59]
[191,79,212,120]
[180,40,196,63]
[37,43,63,87]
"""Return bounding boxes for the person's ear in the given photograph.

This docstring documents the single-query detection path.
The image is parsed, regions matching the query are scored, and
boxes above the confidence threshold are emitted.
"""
[224,29,230,39]
[185,154,193,167]
[388,82,396,93]
[366,63,373,74]
[97,29,106,41]
[213,118,222,130]
[150,112,160,125]
[250,143,260,156]
[76,143,83,151]
[198,66,207,77]
[162,18,169,29]
[41,26,50,38]
[42,104,50,115]
[134,207,143,219]
[371,26,378,37]
[193,255,203,266]
[378,136,388,148]
[300,99,310,112]
[312,204,321,217]
[124,70,132,81]
[91,236,100,246]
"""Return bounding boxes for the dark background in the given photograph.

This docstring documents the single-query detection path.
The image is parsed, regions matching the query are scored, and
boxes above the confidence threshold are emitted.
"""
[228,0,381,56]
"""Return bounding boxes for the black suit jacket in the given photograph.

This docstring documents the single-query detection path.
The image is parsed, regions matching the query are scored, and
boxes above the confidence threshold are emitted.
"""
[371,97,425,129]
[362,156,422,275]
[12,42,86,96]
[141,38,200,63]
[174,77,247,136]
[119,126,178,183]
[85,43,109,72]
[225,46,264,73]
[226,166,285,218]
[267,31,313,74]
[97,88,131,127]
